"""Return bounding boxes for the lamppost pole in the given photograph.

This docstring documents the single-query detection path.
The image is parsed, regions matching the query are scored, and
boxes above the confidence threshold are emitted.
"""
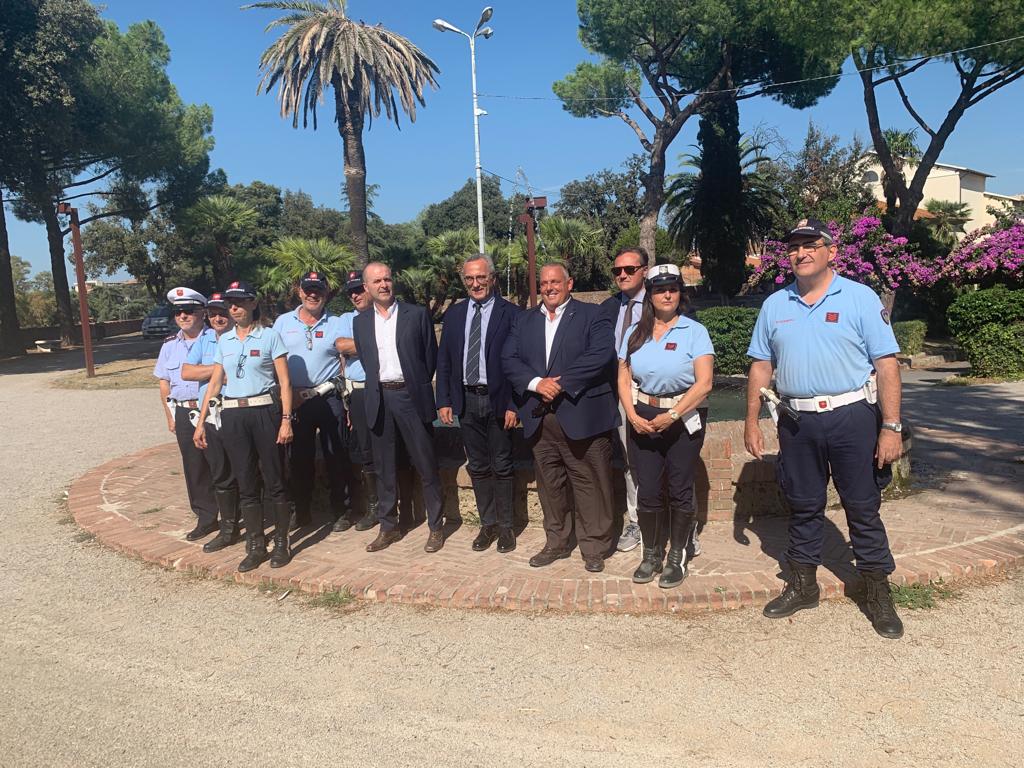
[434,7,494,255]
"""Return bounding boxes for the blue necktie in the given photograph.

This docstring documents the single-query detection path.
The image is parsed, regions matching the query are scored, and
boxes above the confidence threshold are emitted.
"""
[466,302,482,385]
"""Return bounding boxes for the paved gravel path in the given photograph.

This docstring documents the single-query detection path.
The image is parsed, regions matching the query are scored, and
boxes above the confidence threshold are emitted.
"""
[1,345,1022,767]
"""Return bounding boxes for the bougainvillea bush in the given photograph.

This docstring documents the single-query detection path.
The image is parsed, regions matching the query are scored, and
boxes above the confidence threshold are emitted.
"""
[935,221,1024,288]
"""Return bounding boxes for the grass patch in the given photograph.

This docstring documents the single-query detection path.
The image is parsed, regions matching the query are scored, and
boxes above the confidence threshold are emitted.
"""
[51,358,155,390]
[71,531,96,543]
[890,579,960,610]
[937,374,1021,386]
[303,588,355,610]
[139,506,163,515]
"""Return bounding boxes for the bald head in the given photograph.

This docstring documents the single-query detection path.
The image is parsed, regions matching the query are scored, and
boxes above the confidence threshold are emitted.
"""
[363,262,394,309]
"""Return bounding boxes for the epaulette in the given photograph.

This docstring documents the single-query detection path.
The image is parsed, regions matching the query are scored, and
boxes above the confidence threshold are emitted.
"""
[164,333,178,341]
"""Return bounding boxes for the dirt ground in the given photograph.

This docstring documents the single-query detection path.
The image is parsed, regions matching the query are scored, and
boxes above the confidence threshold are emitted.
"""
[1,342,1022,768]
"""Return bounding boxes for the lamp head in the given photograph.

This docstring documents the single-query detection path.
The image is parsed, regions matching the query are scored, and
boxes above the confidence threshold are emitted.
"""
[432,18,461,34]
[476,26,494,39]
[476,6,493,30]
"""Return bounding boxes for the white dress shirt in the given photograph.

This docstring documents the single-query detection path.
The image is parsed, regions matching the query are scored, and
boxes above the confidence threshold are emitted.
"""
[527,297,572,392]
[374,302,403,382]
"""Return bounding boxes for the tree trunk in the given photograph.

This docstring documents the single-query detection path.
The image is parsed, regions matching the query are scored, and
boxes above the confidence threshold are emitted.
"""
[638,142,667,260]
[335,80,370,268]
[42,203,75,345]
[211,241,231,287]
[0,190,25,356]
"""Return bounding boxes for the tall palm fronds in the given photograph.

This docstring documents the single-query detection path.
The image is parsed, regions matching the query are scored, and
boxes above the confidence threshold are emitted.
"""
[247,0,440,267]
[880,128,921,217]
[924,199,971,250]
[186,195,259,286]
[259,236,354,302]
[395,228,476,318]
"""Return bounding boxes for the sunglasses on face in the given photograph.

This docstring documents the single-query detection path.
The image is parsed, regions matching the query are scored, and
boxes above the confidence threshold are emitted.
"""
[207,310,229,319]
[173,308,197,316]
[612,265,644,277]
[348,287,366,297]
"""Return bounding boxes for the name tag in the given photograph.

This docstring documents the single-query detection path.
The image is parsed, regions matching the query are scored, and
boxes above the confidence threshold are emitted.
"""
[249,349,261,357]
[825,312,840,323]
[665,342,677,351]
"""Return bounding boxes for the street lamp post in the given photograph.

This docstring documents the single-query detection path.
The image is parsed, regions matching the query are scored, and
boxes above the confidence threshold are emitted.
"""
[433,7,494,254]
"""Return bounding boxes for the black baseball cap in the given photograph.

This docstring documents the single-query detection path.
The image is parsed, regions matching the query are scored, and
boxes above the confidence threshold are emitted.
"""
[344,270,364,293]
[207,291,228,309]
[300,270,329,292]
[786,218,833,245]
[223,280,258,300]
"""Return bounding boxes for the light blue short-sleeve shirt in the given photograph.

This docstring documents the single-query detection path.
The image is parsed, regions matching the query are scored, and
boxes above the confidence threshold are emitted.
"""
[337,310,365,382]
[215,325,287,399]
[747,272,900,398]
[185,329,222,401]
[272,309,344,388]
[154,327,214,401]
[618,317,716,395]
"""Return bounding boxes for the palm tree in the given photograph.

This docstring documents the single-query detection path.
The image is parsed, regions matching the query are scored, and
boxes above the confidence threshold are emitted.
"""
[880,128,921,218]
[260,236,354,303]
[247,0,440,268]
[923,199,972,250]
[665,137,783,296]
[537,216,605,290]
[186,195,259,287]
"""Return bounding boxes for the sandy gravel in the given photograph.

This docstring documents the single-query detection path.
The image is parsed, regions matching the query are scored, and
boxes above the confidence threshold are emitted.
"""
[0,347,1022,768]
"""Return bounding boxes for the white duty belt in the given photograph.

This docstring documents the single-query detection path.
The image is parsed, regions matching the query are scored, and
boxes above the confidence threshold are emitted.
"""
[630,381,704,434]
[344,379,366,394]
[785,378,877,413]
[222,394,275,408]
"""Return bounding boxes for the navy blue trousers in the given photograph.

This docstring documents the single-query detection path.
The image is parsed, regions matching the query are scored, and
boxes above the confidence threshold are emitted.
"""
[776,401,895,574]
[290,394,353,517]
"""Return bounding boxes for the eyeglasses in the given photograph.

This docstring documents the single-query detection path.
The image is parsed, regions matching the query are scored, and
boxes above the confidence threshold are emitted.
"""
[462,275,490,285]
[207,310,229,319]
[235,354,246,380]
[611,265,644,277]
[173,308,196,316]
[786,241,828,255]
[304,328,313,350]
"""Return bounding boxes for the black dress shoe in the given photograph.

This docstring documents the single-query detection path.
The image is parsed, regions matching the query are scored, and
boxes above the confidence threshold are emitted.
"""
[584,557,605,573]
[529,547,571,568]
[186,521,219,541]
[353,512,379,532]
[366,528,403,552]
[496,528,516,554]
[472,526,498,552]
[332,514,354,533]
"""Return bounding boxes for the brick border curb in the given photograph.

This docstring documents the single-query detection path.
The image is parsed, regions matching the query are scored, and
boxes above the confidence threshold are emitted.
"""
[68,443,1024,613]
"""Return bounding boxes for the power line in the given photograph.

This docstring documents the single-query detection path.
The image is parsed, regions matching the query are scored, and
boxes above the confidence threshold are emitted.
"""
[478,34,1024,103]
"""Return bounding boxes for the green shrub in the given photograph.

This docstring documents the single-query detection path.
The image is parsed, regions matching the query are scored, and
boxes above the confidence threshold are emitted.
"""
[696,306,759,375]
[960,322,1024,378]
[893,320,927,356]
[946,286,1024,343]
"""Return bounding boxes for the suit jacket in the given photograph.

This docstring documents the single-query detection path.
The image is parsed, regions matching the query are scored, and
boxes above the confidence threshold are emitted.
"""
[501,297,619,441]
[436,295,521,418]
[353,301,438,425]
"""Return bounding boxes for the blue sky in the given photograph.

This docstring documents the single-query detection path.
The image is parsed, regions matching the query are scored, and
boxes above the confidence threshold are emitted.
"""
[8,0,1024,276]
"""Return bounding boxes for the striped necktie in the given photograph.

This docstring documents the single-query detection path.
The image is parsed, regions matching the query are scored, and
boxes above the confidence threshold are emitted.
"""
[465,302,482,385]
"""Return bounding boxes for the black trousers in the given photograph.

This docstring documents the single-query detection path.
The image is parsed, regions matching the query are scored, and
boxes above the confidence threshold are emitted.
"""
[347,386,374,470]
[777,400,895,573]
[628,402,705,549]
[173,406,217,527]
[460,389,515,528]
[203,422,237,494]
[531,414,615,560]
[290,394,353,516]
[369,387,443,532]
[220,405,289,508]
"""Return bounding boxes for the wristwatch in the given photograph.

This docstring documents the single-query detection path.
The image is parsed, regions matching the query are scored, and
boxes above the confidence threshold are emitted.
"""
[881,422,902,433]
[668,410,681,421]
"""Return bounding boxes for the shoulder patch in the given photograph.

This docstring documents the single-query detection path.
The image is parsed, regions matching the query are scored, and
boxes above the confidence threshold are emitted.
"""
[880,309,891,325]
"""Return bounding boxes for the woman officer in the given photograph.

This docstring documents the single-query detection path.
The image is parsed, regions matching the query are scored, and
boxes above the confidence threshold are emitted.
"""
[194,280,295,572]
[617,264,715,588]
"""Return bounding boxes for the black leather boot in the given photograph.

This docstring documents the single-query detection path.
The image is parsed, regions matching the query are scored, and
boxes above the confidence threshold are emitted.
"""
[353,471,380,531]
[862,571,904,639]
[659,547,687,588]
[632,545,665,584]
[763,560,820,618]
[237,502,268,572]
[494,477,516,553]
[270,501,292,568]
[204,488,240,553]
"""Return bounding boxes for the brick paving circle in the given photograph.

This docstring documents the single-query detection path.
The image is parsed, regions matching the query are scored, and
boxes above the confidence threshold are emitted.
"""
[68,438,1024,613]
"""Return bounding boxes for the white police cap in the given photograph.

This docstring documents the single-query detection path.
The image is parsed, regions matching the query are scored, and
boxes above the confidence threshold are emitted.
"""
[646,263,683,287]
[166,286,207,308]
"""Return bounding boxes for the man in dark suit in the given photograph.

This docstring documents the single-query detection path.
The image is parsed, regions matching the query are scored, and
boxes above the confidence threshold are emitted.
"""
[353,262,446,553]
[502,262,619,572]
[599,246,649,554]
[437,254,522,554]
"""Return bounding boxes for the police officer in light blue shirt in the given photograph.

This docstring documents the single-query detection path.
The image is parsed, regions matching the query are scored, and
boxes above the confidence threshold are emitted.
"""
[153,286,219,541]
[617,264,715,589]
[181,291,240,553]
[745,218,905,639]
[194,280,294,573]
[272,270,353,531]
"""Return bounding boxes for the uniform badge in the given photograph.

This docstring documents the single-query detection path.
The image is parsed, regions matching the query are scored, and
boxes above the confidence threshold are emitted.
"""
[880,309,891,325]
[825,312,839,323]
[665,342,677,351]
[249,349,260,357]
[315,331,324,338]
[175,288,184,296]
[818,400,828,409]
